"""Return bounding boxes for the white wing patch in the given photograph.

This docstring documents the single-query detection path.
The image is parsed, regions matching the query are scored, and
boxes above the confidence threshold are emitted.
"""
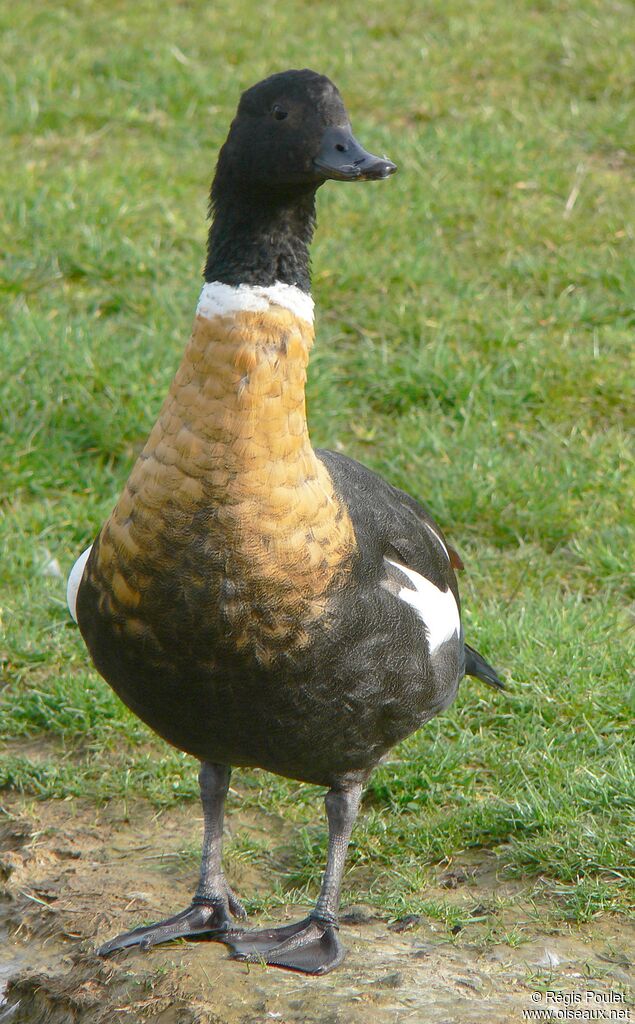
[421,520,450,562]
[67,545,92,623]
[386,559,460,653]
[197,281,315,325]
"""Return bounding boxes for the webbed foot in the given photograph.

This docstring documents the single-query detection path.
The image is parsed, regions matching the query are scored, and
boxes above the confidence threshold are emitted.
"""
[98,892,246,956]
[225,915,344,975]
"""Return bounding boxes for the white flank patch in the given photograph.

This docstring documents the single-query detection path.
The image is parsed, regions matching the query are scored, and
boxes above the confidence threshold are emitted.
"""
[67,545,92,623]
[197,281,314,325]
[386,559,460,653]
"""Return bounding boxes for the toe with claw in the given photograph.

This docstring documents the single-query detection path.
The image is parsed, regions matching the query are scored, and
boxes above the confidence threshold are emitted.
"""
[98,897,237,956]
[225,915,344,975]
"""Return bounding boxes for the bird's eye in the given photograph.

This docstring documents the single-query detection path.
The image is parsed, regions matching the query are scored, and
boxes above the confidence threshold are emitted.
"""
[272,105,288,121]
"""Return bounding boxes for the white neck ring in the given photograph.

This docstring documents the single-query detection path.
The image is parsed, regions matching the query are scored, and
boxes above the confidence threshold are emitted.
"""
[197,281,314,325]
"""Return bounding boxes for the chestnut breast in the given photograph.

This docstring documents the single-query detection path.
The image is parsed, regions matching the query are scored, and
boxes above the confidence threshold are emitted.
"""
[81,306,356,668]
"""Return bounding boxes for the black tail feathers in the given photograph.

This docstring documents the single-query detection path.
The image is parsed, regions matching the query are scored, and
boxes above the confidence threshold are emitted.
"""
[464,644,505,691]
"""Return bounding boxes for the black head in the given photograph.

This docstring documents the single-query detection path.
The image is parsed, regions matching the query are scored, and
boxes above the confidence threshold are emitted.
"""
[205,71,396,289]
[212,69,397,199]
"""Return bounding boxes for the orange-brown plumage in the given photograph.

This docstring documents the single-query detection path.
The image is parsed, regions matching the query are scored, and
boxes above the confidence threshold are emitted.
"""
[85,306,355,664]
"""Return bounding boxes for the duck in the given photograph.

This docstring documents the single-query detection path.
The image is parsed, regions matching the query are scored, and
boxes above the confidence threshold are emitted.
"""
[67,68,503,976]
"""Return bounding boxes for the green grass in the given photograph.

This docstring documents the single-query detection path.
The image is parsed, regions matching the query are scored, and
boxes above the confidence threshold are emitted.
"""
[1,0,634,925]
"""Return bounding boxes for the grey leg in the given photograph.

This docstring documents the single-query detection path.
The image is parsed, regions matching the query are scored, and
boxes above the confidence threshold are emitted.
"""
[225,779,363,974]
[99,761,245,956]
[193,762,246,917]
[312,782,362,924]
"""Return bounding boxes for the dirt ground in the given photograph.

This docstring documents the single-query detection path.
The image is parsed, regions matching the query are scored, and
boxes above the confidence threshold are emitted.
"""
[0,793,632,1024]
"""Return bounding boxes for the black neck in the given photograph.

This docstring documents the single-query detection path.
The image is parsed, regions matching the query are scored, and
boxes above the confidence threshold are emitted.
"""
[204,186,317,292]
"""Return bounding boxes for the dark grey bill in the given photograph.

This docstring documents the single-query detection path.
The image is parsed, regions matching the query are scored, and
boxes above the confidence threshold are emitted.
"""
[314,125,397,181]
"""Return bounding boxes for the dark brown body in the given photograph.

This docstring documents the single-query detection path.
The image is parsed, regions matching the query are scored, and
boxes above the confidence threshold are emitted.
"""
[77,304,462,787]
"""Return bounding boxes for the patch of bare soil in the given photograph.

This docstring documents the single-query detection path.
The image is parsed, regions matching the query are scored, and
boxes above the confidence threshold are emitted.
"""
[0,794,633,1024]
